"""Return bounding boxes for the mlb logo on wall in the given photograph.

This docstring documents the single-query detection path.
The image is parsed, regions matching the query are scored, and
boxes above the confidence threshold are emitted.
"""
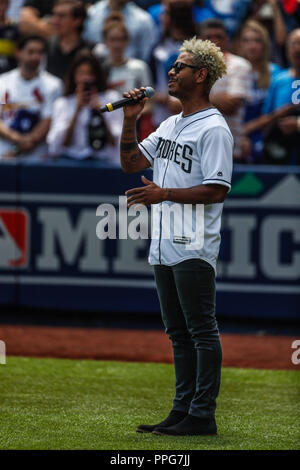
[0,209,29,268]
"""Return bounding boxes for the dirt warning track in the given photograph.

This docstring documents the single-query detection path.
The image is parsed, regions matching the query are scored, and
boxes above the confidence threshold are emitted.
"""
[0,324,298,370]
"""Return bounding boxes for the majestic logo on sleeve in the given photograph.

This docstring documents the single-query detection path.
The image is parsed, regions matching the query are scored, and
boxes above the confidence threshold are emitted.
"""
[0,210,29,268]
[156,138,193,173]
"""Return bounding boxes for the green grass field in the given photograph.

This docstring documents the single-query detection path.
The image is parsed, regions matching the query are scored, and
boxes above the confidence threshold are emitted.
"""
[0,356,299,450]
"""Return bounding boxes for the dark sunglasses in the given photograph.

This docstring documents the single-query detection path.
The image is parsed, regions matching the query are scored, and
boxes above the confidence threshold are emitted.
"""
[169,61,199,74]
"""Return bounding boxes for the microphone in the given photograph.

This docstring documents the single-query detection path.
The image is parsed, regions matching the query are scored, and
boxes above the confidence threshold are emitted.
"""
[100,87,155,113]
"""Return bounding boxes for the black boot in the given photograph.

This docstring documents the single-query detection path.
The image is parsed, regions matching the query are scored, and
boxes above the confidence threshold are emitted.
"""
[152,414,217,436]
[136,410,187,433]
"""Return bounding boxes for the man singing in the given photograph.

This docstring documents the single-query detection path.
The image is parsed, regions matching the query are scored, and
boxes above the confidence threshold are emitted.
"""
[120,37,233,436]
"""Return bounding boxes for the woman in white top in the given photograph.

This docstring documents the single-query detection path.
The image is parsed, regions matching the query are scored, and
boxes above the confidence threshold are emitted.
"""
[47,49,123,166]
[93,12,153,95]
[93,12,154,140]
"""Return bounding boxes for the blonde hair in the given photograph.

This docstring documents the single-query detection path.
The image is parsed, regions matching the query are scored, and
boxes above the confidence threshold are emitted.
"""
[239,20,270,89]
[180,36,226,93]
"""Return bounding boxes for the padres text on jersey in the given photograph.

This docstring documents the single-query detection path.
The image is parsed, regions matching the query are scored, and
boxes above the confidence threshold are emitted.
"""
[138,107,234,272]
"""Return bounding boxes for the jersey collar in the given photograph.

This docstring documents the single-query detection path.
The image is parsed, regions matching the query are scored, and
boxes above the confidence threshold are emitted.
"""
[181,106,216,118]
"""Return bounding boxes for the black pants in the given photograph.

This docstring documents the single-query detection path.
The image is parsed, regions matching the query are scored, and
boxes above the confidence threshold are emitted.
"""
[154,259,222,419]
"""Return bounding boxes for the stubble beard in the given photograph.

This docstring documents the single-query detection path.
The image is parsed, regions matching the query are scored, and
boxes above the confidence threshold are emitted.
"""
[168,87,182,99]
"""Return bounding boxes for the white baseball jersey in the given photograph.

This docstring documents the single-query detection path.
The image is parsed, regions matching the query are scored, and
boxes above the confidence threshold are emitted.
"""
[138,106,233,273]
[0,68,63,160]
[47,89,123,165]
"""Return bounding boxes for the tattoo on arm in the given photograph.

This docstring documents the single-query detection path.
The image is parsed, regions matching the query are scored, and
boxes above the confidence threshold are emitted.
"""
[120,141,141,164]
[130,152,139,163]
[120,119,145,170]
[120,141,138,153]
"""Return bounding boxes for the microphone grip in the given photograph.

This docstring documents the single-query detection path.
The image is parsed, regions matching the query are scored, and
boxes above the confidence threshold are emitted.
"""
[100,97,133,113]
[100,90,147,113]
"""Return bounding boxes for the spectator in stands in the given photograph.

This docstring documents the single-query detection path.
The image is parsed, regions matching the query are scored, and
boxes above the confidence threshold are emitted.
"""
[46,0,93,80]
[150,0,197,126]
[244,28,300,164]
[94,12,152,94]
[203,0,252,38]
[200,18,253,161]
[83,0,157,63]
[47,50,123,165]
[94,12,154,140]
[0,35,62,160]
[148,0,216,33]
[245,0,288,67]
[238,20,282,162]
[0,0,19,74]
[19,0,93,38]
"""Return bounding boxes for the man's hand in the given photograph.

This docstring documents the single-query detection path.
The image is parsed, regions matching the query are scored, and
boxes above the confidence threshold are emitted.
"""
[126,175,167,207]
[75,83,94,110]
[123,87,148,121]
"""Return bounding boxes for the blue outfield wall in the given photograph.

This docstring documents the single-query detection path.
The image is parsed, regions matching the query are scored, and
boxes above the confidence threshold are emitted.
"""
[0,160,299,319]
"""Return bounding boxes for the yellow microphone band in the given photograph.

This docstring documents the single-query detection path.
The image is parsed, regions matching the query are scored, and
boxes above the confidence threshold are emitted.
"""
[106,103,113,112]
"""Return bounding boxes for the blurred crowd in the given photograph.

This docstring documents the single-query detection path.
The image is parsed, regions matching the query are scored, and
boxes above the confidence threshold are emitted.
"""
[0,0,300,165]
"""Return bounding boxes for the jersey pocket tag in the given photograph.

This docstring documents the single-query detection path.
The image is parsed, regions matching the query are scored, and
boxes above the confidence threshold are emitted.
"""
[173,236,191,245]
